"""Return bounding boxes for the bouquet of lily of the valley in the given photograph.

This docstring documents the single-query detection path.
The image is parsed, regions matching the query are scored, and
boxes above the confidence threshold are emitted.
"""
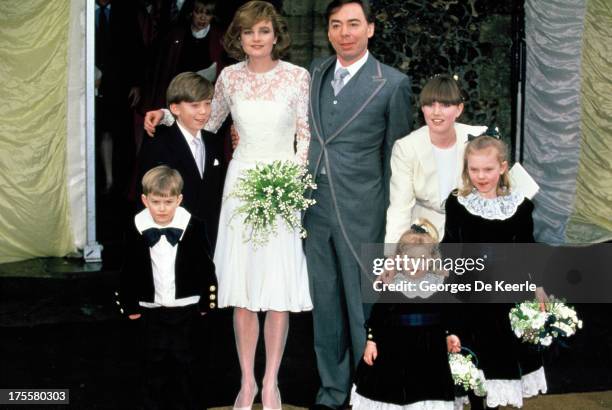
[509,299,582,347]
[231,160,317,246]
[449,349,487,397]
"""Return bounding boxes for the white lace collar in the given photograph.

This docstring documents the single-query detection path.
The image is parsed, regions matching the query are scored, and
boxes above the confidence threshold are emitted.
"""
[393,272,444,299]
[457,190,525,220]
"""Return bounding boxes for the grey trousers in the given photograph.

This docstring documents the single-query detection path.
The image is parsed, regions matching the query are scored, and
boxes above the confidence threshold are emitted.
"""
[304,176,366,408]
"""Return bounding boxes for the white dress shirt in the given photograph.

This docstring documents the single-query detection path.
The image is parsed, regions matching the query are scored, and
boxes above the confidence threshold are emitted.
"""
[333,50,370,88]
[134,206,199,308]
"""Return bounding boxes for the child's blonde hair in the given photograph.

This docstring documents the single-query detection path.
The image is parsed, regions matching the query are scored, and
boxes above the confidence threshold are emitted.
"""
[459,135,511,197]
[395,219,447,277]
[142,165,184,197]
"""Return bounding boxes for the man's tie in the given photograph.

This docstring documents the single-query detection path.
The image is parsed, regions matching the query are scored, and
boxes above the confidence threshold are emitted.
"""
[193,137,204,177]
[142,227,183,247]
[331,67,350,96]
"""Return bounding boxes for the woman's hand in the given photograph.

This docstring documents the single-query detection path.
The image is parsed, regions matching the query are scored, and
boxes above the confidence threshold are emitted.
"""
[446,334,461,353]
[231,124,239,149]
[144,110,164,136]
[535,286,549,312]
[363,341,378,366]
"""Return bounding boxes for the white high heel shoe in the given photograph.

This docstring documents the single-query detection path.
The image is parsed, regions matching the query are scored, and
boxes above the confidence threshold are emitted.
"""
[262,387,281,410]
[233,386,258,410]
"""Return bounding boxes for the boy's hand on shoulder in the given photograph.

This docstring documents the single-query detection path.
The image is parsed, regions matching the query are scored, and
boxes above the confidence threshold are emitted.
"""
[363,340,378,366]
[128,313,142,320]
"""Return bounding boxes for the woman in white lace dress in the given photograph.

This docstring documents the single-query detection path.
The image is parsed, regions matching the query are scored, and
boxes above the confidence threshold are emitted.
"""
[145,2,312,409]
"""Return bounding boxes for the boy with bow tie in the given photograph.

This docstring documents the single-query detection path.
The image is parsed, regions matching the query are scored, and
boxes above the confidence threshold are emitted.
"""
[120,165,217,410]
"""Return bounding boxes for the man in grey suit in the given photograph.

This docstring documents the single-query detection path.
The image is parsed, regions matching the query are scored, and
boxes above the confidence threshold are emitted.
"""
[304,1,412,408]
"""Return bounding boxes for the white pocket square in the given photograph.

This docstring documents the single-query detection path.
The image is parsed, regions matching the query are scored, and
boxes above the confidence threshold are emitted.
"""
[213,158,220,166]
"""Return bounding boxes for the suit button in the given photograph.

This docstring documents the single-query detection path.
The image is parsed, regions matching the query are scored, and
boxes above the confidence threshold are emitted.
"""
[209,285,216,292]
[333,100,338,105]
[210,294,216,300]
[209,302,216,309]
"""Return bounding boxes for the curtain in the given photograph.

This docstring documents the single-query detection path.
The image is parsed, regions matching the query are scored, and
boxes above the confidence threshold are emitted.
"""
[565,0,612,243]
[0,0,75,262]
[523,0,587,244]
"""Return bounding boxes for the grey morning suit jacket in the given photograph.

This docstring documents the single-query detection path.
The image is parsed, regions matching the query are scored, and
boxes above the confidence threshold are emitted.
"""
[306,54,413,268]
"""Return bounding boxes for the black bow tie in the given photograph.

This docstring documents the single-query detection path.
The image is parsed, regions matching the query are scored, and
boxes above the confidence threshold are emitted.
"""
[142,227,183,247]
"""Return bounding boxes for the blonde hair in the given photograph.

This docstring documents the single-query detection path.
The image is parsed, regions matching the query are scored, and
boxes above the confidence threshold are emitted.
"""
[395,218,446,277]
[459,135,511,197]
[142,166,184,197]
[223,1,290,61]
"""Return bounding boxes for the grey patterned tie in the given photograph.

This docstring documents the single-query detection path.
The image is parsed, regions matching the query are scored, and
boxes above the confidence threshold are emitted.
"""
[331,68,350,96]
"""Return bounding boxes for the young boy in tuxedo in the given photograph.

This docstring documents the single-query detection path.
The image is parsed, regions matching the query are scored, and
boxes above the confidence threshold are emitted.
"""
[120,165,217,410]
[138,72,225,248]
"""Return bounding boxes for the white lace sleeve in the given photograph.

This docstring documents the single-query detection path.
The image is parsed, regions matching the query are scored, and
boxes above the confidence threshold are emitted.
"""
[294,69,311,166]
[204,69,231,133]
[161,108,175,126]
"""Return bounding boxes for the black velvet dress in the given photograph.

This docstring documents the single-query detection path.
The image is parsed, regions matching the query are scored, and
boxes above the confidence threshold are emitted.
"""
[353,285,458,409]
[442,191,546,407]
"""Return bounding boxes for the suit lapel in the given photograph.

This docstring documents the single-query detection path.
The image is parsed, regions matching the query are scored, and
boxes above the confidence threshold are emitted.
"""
[325,56,387,144]
[170,123,203,181]
[310,56,335,145]
[201,131,217,182]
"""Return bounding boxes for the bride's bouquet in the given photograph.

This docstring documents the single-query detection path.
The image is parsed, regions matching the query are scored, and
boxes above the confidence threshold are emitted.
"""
[231,160,317,246]
[509,299,582,347]
[449,349,487,397]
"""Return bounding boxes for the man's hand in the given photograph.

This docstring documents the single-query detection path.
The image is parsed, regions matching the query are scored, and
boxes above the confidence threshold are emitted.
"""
[144,110,164,136]
[363,341,378,366]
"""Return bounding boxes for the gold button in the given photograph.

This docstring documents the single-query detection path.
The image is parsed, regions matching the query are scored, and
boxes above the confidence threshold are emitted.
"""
[209,285,216,292]
[210,294,216,300]
[367,334,373,339]
[209,302,216,309]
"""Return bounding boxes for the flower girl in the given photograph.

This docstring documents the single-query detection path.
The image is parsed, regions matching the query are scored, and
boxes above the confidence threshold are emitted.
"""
[442,131,547,409]
[352,219,462,410]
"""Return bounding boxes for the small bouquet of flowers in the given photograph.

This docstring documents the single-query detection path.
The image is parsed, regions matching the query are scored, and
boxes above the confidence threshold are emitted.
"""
[448,349,487,397]
[509,299,582,347]
[231,160,317,246]
[545,299,583,339]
